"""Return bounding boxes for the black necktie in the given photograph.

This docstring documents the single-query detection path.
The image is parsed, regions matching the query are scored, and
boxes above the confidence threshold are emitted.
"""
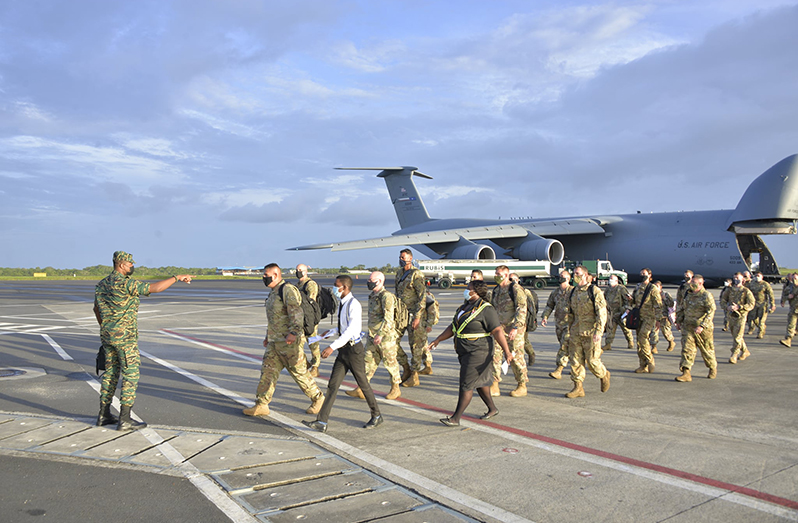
[337,301,343,333]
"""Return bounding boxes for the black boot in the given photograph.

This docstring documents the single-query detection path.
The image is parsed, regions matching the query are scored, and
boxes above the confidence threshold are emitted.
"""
[117,405,147,431]
[96,404,118,427]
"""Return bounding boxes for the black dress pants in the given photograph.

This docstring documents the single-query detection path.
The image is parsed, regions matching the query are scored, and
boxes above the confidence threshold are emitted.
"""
[317,341,380,423]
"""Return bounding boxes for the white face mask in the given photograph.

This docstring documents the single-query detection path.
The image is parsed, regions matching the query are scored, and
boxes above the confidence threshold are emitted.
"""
[464,289,473,300]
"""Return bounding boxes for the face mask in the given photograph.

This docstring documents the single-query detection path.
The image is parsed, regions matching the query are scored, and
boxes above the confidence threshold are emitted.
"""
[756,276,763,282]
[690,283,699,292]
[333,286,343,299]
[609,280,617,287]
[399,259,406,267]
[464,289,473,300]
[573,274,582,284]
[367,281,377,291]
[559,277,568,283]
[641,274,649,281]
[733,278,741,285]
[494,275,505,284]
[128,266,135,276]
[262,275,273,287]
[295,270,304,279]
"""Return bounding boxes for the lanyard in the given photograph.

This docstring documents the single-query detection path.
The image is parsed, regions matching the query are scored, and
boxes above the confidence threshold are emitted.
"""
[453,302,491,339]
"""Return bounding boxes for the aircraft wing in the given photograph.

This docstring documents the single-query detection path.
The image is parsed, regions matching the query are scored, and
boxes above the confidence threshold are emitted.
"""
[291,219,605,252]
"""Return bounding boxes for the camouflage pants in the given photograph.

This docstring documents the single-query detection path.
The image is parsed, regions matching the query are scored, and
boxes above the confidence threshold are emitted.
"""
[397,321,427,371]
[554,324,570,368]
[523,332,535,361]
[492,328,528,385]
[255,339,322,405]
[605,313,634,349]
[569,334,608,383]
[306,324,321,368]
[100,340,140,407]
[364,335,402,385]
[785,306,798,339]
[728,314,748,357]
[636,315,657,367]
[747,304,769,335]
[679,326,716,370]
[649,319,674,347]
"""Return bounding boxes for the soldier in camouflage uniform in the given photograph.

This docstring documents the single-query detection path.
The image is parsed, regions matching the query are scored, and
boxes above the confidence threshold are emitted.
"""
[542,269,573,379]
[564,266,610,397]
[93,251,194,431]
[395,249,428,388]
[779,273,798,347]
[348,271,402,401]
[489,265,528,397]
[510,273,537,366]
[419,290,440,375]
[243,263,324,418]
[674,274,717,382]
[719,279,732,331]
[649,280,676,352]
[632,268,662,373]
[721,272,755,364]
[296,264,321,377]
[746,272,775,338]
[602,274,634,352]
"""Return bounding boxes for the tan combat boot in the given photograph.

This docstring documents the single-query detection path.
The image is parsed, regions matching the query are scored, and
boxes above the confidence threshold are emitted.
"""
[400,363,412,382]
[306,394,325,414]
[647,360,655,373]
[746,327,755,335]
[601,344,611,352]
[675,368,692,382]
[756,326,765,339]
[419,365,433,375]
[309,366,319,378]
[600,370,611,392]
[549,366,564,379]
[729,352,738,364]
[345,387,366,399]
[780,337,792,347]
[386,383,401,400]
[490,379,500,396]
[243,402,270,417]
[707,367,717,379]
[402,371,419,387]
[739,349,751,361]
[634,365,648,373]
[565,381,585,398]
[509,383,527,397]
[667,340,675,352]
[652,346,658,354]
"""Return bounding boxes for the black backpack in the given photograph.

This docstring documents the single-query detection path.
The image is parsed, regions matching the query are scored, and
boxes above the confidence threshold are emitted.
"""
[279,282,320,337]
[509,283,539,332]
[315,285,337,322]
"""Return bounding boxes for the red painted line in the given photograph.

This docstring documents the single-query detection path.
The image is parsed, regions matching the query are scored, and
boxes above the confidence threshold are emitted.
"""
[170,331,798,511]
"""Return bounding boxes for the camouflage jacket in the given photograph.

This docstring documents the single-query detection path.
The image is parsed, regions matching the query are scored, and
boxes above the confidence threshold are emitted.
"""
[395,267,426,315]
[604,284,631,315]
[297,277,318,301]
[747,280,774,307]
[660,290,675,320]
[266,281,303,340]
[94,270,151,343]
[566,283,607,336]
[781,282,798,309]
[491,282,527,329]
[676,288,715,330]
[719,285,755,318]
[633,282,663,319]
[542,285,573,326]
[368,288,397,339]
[676,281,690,306]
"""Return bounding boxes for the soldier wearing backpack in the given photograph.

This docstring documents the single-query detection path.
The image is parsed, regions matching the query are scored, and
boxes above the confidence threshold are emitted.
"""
[395,249,428,388]
[296,264,321,377]
[490,265,529,397]
[510,273,538,366]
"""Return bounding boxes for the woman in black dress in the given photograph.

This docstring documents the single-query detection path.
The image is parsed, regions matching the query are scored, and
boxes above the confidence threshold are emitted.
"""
[427,280,513,426]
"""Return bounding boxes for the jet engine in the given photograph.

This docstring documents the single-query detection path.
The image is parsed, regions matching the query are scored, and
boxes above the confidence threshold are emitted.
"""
[449,243,496,260]
[512,237,565,265]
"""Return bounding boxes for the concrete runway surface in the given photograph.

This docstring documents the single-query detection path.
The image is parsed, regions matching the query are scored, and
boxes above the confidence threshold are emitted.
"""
[0,277,796,523]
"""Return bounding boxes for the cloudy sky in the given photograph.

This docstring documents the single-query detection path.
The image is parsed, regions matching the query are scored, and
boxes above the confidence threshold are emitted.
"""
[2,0,798,270]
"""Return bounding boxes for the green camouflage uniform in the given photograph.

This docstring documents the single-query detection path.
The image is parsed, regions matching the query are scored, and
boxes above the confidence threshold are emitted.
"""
[676,288,717,371]
[604,283,634,350]
[298,277,321,368]
[565,284,608,383]
[542,285,573,368]
[395,267,428,371]
[720,285,754,357]
[95,270,151,408]
[491,282,528,385]
[364,288,401,384]
[254,281,322,406]
[781,281,798,340]
[650,290,675,347]
[719,285,732,330]
[746,280,774,337]
[421,291,440,367]
[521,287,537,363]
[632,282,662,368]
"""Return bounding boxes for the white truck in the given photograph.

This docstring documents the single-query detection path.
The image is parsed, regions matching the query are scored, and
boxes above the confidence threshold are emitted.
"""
[417,259,553,289]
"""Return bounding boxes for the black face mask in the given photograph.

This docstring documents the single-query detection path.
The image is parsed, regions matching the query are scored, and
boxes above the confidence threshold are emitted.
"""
[128,266,135,276]
[559,277,568,283]
[263,275,273,287]
[399,259,406,267]
[295,271,304,279]
[367,281,377,290]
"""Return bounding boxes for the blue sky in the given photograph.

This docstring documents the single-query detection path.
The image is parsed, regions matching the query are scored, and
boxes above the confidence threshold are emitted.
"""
[1,0,797,270]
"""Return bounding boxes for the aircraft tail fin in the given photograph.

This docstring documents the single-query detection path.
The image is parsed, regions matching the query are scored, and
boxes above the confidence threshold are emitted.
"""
[335,166,433,229]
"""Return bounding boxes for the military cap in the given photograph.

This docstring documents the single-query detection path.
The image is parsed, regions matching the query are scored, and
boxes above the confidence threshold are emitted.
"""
[113,251,136,264]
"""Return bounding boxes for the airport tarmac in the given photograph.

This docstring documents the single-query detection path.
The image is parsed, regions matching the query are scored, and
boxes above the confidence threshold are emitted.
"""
[0,277,796,523]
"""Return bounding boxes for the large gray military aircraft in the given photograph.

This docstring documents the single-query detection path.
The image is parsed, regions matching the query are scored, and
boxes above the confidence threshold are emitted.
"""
[292,155,798,284]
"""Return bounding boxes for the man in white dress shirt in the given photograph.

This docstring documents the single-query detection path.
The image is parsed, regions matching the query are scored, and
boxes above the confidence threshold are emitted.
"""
[303,275,383,432]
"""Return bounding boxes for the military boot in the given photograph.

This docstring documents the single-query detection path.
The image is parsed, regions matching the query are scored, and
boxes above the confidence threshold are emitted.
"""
[634,365,648,373]
[565,381,585,398]
[117,405,147,431]
[402,371,419,387]
[345,387,366,399]
[601,344,611,352]
[780,337,792,347]
[707,367,717,379]
[729,352,738,364]
[746,327,755,335]
[651,346,658,354]
[757,326,766,339]
[600,370,611,393]
[400,363,412,382]
[419,365,433,375]
[243,402,270,417]
[739,349,751,361]
[675,368,692,382]
[385,383,401,400]
[667,340,675,352]
[96,404,118,427]
[509,383,527,397]
[647,360,655,373]
[306,394,325,415]
[490,379,500,396]
[549,365,564,379]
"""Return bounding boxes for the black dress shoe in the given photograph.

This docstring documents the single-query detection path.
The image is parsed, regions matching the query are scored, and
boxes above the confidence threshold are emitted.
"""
[480,410,499,420]
[440,417,460,427]
[302,420,327,433]
[363,415,383,429]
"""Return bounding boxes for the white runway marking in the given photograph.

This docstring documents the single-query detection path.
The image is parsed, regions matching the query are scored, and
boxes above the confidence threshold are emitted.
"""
[40,334,73,360]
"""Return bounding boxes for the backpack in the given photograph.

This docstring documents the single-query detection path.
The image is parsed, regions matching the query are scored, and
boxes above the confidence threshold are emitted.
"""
[509,283,538,332]
[279,282,319,337]
[625,283,652,330]
[394,296,410,333]
[425,291,440,327]
[314,284,337,322]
